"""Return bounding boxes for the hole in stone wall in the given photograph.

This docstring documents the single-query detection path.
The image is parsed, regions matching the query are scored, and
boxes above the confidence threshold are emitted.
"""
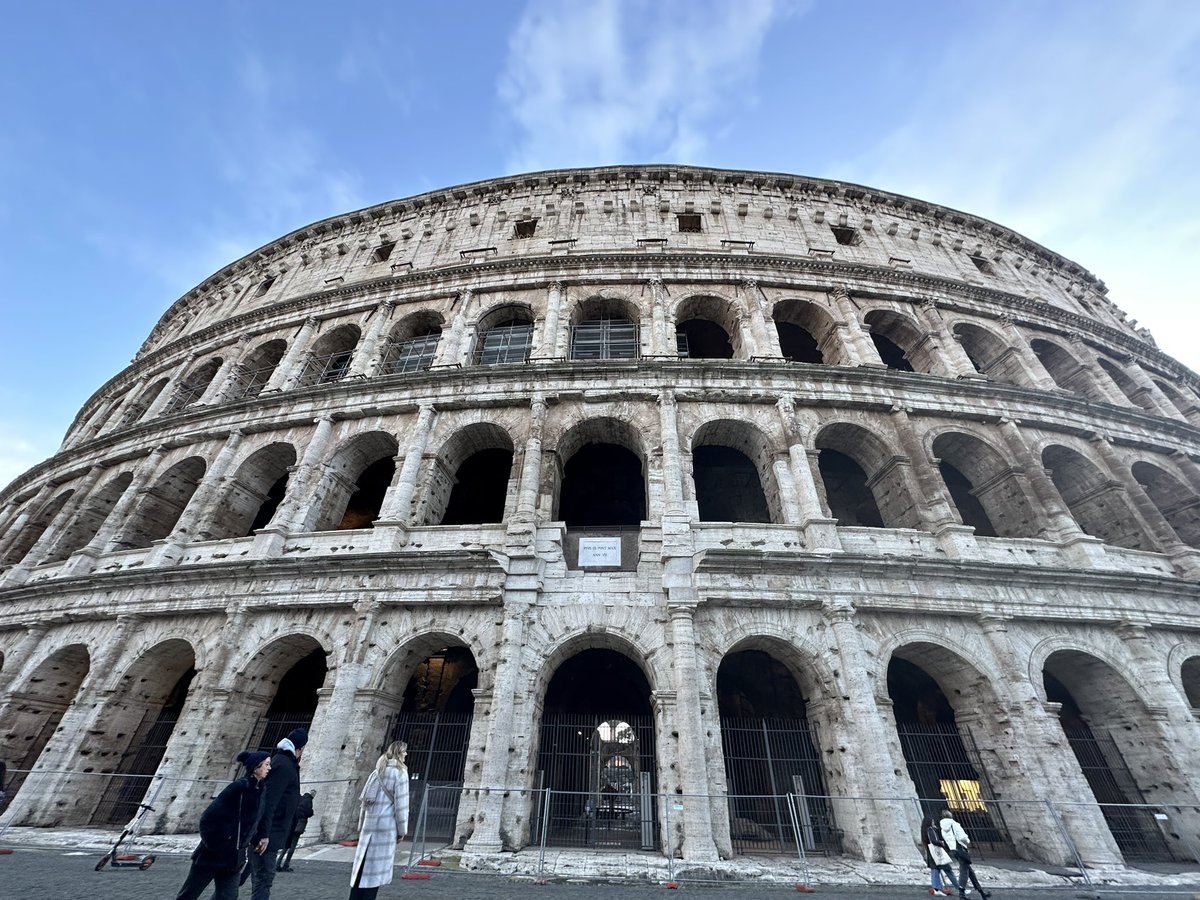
[693,446,770,523]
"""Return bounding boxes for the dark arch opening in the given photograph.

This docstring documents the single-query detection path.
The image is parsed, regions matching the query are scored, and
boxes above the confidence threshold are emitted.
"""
[676,319,733,359]
[776,322,823,363]
[938,462,998,537]
[441,448,514,525]
[871,332,914,371]
[1182,657,1200,709]
[693,446,770,523]
[258,648,328,751]
[818,450,884,527]
[248,474,290,533]
[559,444,645,527]
[338,457,396,530]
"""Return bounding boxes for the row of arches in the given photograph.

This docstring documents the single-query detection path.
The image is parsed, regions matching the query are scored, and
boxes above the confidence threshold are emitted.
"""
[6,409,1199,573]
[4,622,1199,863]
[74,287,1200,445]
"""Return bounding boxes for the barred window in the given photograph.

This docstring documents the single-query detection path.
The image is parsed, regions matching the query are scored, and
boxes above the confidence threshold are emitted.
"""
[382,332,441,375]
[570,318,638,360]
[476,321,533,365]
[299,350,354,386]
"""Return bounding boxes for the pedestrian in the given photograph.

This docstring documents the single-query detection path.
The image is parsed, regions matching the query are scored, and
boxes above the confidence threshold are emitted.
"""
[939,808,991,899]
[249,727,309,900]
[921,811,959,896]
[174,750,271,900]
[277,789,316,872]
[0,761,7,813]
[348,740,410,900]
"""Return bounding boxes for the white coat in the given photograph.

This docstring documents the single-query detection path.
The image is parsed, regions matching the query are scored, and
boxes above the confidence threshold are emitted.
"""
[350,764,410,889]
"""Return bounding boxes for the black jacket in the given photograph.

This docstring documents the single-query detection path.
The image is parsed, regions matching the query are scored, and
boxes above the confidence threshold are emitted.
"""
[255,748,301,846]
[293,792,315,834]
[193,775,265,870]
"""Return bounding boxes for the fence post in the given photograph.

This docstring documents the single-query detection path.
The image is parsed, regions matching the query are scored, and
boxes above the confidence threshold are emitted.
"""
[536,788,552,883]
[786,793,814,891]
[663,794,675,884]
[405,778,432,870]
[1045,800,1094,894]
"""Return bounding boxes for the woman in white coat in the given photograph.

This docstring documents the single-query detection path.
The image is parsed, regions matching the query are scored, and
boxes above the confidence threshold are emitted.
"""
[349,741,410,900]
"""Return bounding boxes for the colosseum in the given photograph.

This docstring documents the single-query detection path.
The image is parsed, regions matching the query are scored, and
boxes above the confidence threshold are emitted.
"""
[1,165,1198,871]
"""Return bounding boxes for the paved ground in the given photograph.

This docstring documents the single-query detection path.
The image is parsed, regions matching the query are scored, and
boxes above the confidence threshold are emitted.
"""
[0,845,1197,900]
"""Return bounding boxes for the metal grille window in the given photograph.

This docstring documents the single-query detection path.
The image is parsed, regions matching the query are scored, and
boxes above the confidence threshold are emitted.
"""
[299,350,354,386]
[382,333,440,375]
[162,383,206,414]
[570,318,638,360]
[476,322,533,365]
[226,364,275,401]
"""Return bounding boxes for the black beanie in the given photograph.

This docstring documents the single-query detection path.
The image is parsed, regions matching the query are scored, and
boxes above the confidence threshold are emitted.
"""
[286,727,309,749]
[237,750,271,774]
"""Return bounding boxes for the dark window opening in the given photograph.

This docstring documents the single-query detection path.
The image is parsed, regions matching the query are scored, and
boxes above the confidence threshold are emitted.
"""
[693,446,770,523]
[373,241,396,263]
[818,449,884,527]
[559,443,645,527]
[255,647,328,751]
[383,329,441,375]
[570,318,639,360]
[337,457,396,529]
[476,319,534,365]
[545,649,651,716]
[676,319,733,359]
[514,218,538,238]
[776,321,823,364]
[938,462,997,537]
[968,255,995,275]
[247,474,290,534]
[830,225,860,246]
[440,448,514,525]
[871,332,914,371]
[256,276,276,296]
[401,647,479,715]
[677,213,703,233]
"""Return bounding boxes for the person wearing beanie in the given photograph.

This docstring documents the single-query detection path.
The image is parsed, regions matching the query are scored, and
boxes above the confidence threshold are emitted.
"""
[174,750,270,900]
[248,727,311,900]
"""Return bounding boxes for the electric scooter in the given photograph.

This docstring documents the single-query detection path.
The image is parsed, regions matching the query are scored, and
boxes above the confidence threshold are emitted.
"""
[94,801,157,871]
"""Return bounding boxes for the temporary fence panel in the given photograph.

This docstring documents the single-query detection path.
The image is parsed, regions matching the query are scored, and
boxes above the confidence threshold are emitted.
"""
[382,711,472,843]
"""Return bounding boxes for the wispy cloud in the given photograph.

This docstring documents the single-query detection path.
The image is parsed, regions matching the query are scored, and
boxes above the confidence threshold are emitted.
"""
[0,420,58,491]
[498,0,802,172]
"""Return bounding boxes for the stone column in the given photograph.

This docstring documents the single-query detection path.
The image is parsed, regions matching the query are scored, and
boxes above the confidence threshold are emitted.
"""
[742,279,778,357]
[537,282,564,359]
[101,377,150,433]
[252,416,335,554]
[1122,360,1183,420]
[145,355,197,419]
[149,430,246,566]
[1067,335,1126,405]
[0,621,50,696]
[370,405,436,550]
[1089,435,1189,558]
[198,339,247,406]
[658,390,686,516]
[349,300,395,378]
[996,316,1059,391]
[436,291,471,367]
[916,299,980,379]
[828,287,880,367]
[647,278,669,357]
[771,454,802,524]
[888,408,976,556]
[514,395,547,524]
[3,465,106,583]
[776,397,841,551]
[266,316,319,392]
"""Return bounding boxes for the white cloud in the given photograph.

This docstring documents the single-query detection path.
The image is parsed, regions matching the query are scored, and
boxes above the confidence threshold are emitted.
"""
[0,423,57,493]
[498,0,802,172]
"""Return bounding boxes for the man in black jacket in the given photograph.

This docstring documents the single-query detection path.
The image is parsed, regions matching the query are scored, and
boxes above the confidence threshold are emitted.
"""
[248,728,309,900]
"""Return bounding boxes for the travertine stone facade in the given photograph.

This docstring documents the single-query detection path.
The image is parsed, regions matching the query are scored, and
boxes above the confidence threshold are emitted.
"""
[1,166,1199,868]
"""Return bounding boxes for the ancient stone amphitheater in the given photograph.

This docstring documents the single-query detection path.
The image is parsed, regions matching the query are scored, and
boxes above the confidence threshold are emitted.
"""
[1,165,1198,869]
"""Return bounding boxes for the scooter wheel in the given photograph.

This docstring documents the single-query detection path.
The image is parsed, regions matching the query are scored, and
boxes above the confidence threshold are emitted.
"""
[94,854,110,871]
[139,855,156,870]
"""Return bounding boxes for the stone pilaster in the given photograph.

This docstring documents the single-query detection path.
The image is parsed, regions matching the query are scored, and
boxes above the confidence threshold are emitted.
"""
[149,430,246,566]
[349,300,395,378]
[267,316,319,392]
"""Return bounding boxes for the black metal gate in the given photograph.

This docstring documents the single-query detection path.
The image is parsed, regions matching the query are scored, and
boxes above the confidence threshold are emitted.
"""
[533,713,658,850]
[381,711,473,843]
[720,716,840,855]
[90,709,181,825]
[1062,724,1177,862]
[250,711,315,753]
[896,722,1014,855]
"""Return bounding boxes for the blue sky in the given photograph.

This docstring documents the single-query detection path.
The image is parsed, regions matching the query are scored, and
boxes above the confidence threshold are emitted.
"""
[2,0,1199,487]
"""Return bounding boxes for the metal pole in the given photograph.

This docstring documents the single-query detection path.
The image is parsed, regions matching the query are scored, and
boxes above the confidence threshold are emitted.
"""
[663,793,675,883]
[536,788,553,882]
[1045,799,1094,893]
[405,776,432,870]
[786,793,813,888]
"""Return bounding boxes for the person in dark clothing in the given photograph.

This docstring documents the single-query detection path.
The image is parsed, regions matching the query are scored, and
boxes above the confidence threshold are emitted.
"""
[277,789,316,872]
[249,727,309,900]
[174,751,271,900]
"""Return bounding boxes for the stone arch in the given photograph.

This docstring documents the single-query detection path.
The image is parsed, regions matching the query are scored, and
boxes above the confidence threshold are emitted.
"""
[815,422,920,529]
[229,338,287,401]
[1180,656,1200,709]
[164,357,222,413]
[44,472,134,563]
[689,418,779,524]
[930,430,1039,538]
[1096,357,1154,412]
[115,377,168,427]
[1131,460,1200,548]
[554,417,647,527]
[382,310,444,375]
[203,442,298,540]
[299,323,361,387]
[1153,379,1195,420]
[1031,339,1108,402]
[474,302,535,365]
[772,297,843,365]
[422,422,515,526]
[951,321,1028,386]
[0,489,73,566]
[864,309,932,374]
[304,430,399,532]
[1041,444,1152,550]
[112,456,207,551]
[0,643,91,808]
[569,294,640,360]
[673,294,738,359]
[236,632,330,751]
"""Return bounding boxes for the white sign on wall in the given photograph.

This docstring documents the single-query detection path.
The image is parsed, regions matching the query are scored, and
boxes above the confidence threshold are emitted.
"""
[578,537,622,567]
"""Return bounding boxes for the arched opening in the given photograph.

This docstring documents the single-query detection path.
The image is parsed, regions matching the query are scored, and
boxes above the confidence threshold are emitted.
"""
[422,424,515,526]
[163,358,222,414]
[1132,461,1200,548]
[1096,358,1154,412]
[772,299,840,365]
[570,296,639,361]
[932,432,1039,539]
[888,653,1014,854]
[1042,445,1152,550]
[1044,651,1184,861]
[952,322,1026,386]
[251,644,329,751]
[535,647,657,850]
[865,310,931,373]
[305,432,399,532]
[115,378,168,427]
[0,644,90,809]
[44,473,133,563]
[717,648,837,855]
[298,324,361,387]
[0,490,73,566]
[1031,339,1108,402]
[691,420,778,524]
[228,339,287,401]
[112,457,207,550]
[203,443,297,540]
[86,640,196,826]
[557,420,646,528]
[815,422,916,528]
[1154,380,1195,420]
[1181,657,1200,709]
[338,458,396,529]
[817,452,884,526]
[382,312,444,375]
[474,305,534,365]
[674,295,740,359]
